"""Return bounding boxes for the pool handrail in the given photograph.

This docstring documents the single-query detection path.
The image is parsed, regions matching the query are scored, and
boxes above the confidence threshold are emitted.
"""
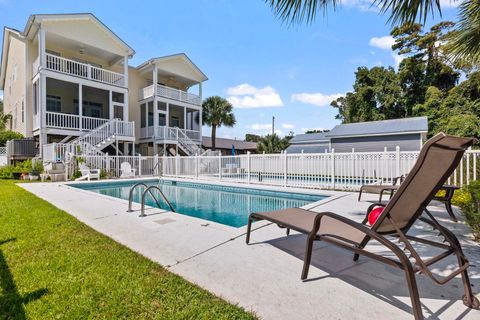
[127,182,162,212]
[140,185,175,217]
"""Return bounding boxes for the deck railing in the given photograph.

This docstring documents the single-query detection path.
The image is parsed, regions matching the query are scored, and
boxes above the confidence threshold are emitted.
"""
[41,53,125,87]
[138,84,201,105]
[45,112,110,131]
[73,149,480,190]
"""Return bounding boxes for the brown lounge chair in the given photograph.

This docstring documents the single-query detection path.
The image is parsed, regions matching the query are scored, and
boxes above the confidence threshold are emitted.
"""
[358,175,404,202]
[246,133,479,320]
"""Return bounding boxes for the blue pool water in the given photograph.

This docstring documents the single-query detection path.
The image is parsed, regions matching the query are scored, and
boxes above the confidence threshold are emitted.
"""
[71,179,326,227]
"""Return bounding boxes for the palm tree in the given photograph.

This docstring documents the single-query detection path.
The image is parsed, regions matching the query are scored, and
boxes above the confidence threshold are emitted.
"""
[0,112,12,131]
[257,133,290,153]
[266,0,480,64]
[202,96,236,151]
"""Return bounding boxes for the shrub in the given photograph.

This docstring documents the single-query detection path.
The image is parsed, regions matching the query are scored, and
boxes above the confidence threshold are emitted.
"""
[0,130,24,147]
[0,159,34,179]
[453,181,480,241]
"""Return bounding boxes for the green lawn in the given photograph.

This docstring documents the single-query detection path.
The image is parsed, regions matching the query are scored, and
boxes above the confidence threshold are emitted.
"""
[0,181,256,319]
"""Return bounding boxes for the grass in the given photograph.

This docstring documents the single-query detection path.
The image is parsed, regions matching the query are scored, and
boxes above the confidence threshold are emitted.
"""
[0,181,256,319]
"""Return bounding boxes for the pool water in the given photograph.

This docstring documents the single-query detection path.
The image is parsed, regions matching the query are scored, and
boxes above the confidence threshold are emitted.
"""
[72,179,327,227]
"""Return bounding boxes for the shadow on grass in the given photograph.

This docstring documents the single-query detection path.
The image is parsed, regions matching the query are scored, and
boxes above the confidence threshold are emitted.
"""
[0,238,49,319]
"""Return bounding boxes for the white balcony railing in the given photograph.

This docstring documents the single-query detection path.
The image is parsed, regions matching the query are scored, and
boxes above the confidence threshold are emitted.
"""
[45,111,109,131]
[138,84,201,105]
[140,125,201,141]
[41,53,125,87]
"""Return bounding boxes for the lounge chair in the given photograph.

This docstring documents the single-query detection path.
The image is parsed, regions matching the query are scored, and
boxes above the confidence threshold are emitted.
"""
[358,175,404,202]
[75,163,100,181]
[120,162,136,178]
[246,133,479,319]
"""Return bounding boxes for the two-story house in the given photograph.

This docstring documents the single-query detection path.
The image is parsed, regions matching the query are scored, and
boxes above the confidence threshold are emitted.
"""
[0,13,206,159]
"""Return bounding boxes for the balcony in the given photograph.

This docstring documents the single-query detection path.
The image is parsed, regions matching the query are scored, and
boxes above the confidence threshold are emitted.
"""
[140,125,201,142]
[139,84,202,106]
[45,111,109,131]
[33,53,126,87]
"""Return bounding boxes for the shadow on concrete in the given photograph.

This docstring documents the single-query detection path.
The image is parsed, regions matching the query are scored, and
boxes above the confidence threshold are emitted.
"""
[0,238,49,319]
[259,211,479,320]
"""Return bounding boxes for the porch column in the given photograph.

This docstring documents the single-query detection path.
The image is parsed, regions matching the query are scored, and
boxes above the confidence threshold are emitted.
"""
[78,84,83,130]
[184,107,187,129]
[123,55,129,88]
[108,90,113,119]
[38,27,46,68]
[40,74,46,129]
[153,65,158,138]
[166,103,170,127]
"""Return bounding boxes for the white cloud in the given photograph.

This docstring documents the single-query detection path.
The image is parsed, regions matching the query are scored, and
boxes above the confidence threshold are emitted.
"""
[282,123,295,129]
[291,92,343,107]
[440,0,459,8]
[369,36,395,50]
[392,52,405,68]
[342,0,379,12]
[247,123,272,131]
[226,84,283,109]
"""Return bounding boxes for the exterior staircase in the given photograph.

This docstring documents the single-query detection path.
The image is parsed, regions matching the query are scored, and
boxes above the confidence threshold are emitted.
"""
[159,127,204,156]
[43,118,135,161]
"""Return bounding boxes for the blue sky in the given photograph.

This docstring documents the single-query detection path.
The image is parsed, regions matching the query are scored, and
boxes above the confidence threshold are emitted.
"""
[0,0,459,139]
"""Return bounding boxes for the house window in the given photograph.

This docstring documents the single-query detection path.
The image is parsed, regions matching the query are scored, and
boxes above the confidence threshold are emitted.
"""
[73,99,104,118]
[140,103,146,128]
[158,114,166,126]
[171,116,180,127]
[46,95,62,112]
[33,82,38,115]
[148,101,154,126]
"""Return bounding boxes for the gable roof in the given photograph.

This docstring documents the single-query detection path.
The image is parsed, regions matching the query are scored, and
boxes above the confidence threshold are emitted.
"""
[326,117,428,138]
[202,136,257,150]
[23,13,135,56]
[136,53,208,82]
[0,27,24,89]
[290,132,329,144]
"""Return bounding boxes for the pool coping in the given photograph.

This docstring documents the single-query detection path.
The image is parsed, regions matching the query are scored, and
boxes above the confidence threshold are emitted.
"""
[62,176,349,233]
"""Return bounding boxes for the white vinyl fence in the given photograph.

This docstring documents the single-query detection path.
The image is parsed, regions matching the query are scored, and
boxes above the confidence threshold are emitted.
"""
[0,147,6,167]
[67,148,480,190]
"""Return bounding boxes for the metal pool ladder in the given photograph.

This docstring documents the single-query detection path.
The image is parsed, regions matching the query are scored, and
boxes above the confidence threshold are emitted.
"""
[127,183,175,217]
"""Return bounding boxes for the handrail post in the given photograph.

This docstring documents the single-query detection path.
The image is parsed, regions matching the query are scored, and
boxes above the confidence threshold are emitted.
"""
[331,148,335,190]
[395,146,401,178]
[218,154,222,181]
[284,150,288,187]
[138,155,142,176]
[247,151,251,184]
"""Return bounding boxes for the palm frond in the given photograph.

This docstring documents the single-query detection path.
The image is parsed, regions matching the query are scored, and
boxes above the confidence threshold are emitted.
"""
[447,0,480,65]
[266,0,339,25]
[374,0,443,25]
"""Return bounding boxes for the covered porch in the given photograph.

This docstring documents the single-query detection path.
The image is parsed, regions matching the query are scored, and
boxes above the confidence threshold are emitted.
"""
[33,77,128,132]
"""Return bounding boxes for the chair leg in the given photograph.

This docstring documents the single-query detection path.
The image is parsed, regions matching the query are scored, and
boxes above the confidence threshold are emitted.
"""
[358,189,363,201]
[353,236,370,262]
[378,190,384,203]
[301,235,316,280]
[403,262,424,320]
[246,215,253,244]
[456,251,480,309]
[286,228,290,236]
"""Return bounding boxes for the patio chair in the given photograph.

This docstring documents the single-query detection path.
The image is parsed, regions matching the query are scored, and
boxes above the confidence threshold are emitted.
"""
[246,133,479,320]
[120,162,136,178]
[75,163,100,181]
[358,175,404,202]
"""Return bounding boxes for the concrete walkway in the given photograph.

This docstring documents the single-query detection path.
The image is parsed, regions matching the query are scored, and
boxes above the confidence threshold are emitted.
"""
[20,180,480,319]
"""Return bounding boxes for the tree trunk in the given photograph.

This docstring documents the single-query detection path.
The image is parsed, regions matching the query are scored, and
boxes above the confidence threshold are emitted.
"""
[211,125,217,151]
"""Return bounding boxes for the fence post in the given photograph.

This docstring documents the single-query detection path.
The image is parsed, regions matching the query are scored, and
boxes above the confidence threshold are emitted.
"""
[383,146,387,183]
[331,148,335,190]
[105,152,110,177]
[138,154,142,176]
[218,154,222,181]
[283,150,288,187]
[175,155,179,177]
[247,151,251,184]
[154,154,159,176]
[195,153,199,178]
[395,146,400,178]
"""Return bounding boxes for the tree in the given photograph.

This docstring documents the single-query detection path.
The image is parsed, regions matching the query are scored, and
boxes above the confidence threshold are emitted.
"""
[245,133,261,142]
[257,133,290,153]
[0,112,12,131]
[266,0,480,64]
[202,96,236,151]
[0,130,23,147]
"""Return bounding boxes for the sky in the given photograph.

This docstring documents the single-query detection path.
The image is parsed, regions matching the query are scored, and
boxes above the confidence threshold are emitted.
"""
[0,0,460,139]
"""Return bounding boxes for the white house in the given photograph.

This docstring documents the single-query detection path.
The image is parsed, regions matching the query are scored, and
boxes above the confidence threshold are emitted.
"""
[0,13,207,159]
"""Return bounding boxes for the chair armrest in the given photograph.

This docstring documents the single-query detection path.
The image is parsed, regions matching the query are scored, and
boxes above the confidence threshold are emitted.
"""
[91,169,101,174]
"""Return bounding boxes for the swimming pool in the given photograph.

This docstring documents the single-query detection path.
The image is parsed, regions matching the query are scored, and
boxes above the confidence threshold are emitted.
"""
[71,179,327,227]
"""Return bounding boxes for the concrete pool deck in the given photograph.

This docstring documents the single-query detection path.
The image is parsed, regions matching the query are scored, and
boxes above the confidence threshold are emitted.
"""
[20,179,480,319]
